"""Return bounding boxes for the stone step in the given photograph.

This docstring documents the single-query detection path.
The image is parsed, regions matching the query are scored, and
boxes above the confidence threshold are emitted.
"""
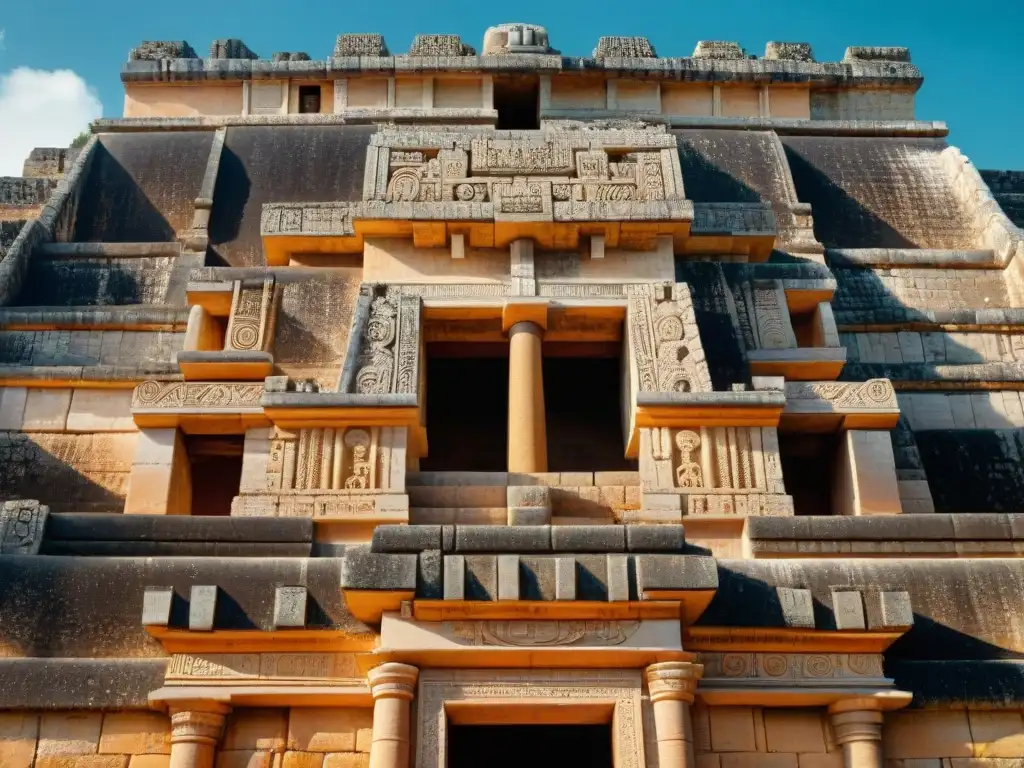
[409,507,507,525]
[407,470,640,488]
[407,484,641,514]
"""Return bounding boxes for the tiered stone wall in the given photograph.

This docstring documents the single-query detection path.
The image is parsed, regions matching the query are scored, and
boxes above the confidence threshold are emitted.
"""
[219,707,372,768]
[883,710,1024,767]
[692,704,843,768]
[0,710,170,767]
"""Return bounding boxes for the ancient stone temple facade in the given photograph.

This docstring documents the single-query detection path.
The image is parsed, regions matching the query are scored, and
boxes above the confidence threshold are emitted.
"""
[1,23,1024,768]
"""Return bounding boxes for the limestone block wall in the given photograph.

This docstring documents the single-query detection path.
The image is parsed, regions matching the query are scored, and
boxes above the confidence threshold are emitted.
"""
[830,267,1013,319]
[883,709,1024,765]
[810,89,915,121]
[0,388,137,512]
[217,706,372,767]
[692,704,843,768]
[0,710,171,767]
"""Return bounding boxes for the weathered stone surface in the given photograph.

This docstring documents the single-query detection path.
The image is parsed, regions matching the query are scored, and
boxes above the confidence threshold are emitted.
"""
[626,524,685,552]
[551,525,626,552]
[634,554,718,592]
[371,525,442,553]
[454,525,551,553]
[341,549,417,590]
[98,712,170,754]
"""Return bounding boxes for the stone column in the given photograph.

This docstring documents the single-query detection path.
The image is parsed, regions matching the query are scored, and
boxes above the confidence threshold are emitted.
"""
[829,704,884,768]
[507,320,547,473]
[368,662,419,768]
[645,661,704,768]
[168,703,230,768]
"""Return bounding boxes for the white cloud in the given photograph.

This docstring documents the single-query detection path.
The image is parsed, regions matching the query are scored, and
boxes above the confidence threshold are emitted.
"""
[0,68,103,176]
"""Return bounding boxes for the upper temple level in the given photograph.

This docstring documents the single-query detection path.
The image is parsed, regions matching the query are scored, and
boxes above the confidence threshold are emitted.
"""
[118,26,923,125]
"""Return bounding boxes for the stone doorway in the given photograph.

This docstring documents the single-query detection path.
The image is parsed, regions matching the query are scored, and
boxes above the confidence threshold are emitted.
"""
[447,724,613,768]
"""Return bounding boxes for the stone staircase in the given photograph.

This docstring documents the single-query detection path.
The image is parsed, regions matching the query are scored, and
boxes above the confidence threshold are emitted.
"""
[406,471,641,525]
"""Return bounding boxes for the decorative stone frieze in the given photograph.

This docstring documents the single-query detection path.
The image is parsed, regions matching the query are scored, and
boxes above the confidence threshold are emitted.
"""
[166,652,363,682]
[129,41,198,60]
[844,46,910,62]
[699,652,887,682]
[765,42,814,61]
[692,41,745,59]
[784,379,898,411]
[132,381,264,410]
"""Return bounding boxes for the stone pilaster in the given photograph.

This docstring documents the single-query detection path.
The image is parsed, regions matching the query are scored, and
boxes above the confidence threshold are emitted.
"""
[368,662,419,768]
[645,661,704,768]
[507,320,547,473]
[829,703,884,768]
[168,703,230,768]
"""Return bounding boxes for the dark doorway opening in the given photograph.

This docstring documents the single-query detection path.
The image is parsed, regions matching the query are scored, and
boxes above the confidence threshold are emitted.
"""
[298,85,322,114]
[494,76,540,129]
[543,350,636,472]
[421,347,509,471]
[448,724,613,768]
[778,431,840,516]
[186,435,244,516]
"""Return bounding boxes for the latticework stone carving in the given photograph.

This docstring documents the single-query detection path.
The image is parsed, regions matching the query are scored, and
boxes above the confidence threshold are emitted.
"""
[128,41,198,61]
[334,34,389,57]
[408,34,475,56]
[692,41,746,59]
[593,36,657,58]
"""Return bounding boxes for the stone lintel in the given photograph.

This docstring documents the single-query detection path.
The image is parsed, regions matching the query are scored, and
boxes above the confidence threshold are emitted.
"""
[149,683,371,709]
[747,347,848,381]
[373,614,688,668]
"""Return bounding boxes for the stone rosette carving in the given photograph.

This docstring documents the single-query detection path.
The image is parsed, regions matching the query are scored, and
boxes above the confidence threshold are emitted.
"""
[132,381,264,410]
[449,620,641,647]
[0,499,47,555]
[699,652,886,681]
[225,277,278,353]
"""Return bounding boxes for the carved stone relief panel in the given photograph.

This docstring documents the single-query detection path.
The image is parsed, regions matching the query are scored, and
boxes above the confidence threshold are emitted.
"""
[224,277,279,353]
[627,283,712,394]
[733,279,797,352]
[339,284,422,396]
[417,669,645,768]
[640,426,792,517]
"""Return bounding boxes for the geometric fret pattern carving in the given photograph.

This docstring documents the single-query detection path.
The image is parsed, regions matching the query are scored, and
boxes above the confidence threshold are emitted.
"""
[417,670,644,768]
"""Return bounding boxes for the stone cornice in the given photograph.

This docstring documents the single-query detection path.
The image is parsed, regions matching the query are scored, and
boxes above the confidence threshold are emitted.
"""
[121,55,923,89]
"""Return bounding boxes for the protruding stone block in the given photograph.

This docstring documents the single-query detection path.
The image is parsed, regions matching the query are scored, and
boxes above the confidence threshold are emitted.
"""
[692,41,745,59]
[865,590,913,631]
[606,554,629,601]
[777,587,815,628]
[189,585,218,631]
[482,23,553,55]
[635,555,718,593]
[419,550,443,599]
[498,555,520,600]
[555,557,576,600]
[409,34,475,56]
[141,587,174,627]
[764,42,814,61]
[507,485,550,508]
[371,525,442,553]
[831,590,866,630]
[593,36,656,58]
[0,500,48,555]
[342,550,417,590]
[210,39,258,59]
[334,34,389,57]
[273,587,308,629]
[626,525,684,553]
[752,375,786,391]
[444,555,465,600]
[552,525,625,552]
[844,46,911,62]
[455,525,551,552]
[508,507,551,525]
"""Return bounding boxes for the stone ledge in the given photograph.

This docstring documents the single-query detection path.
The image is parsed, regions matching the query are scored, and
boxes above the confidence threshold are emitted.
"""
[120,54,923,87]
[840,361,1024,386]
[826,248,998,268]
[370,524,688,554]
[835,307,1024,330]
[44,513,314,543]
[0,306,191,330]
[0,658,167,709]
[37,242,183,258]
[0,363,182,384]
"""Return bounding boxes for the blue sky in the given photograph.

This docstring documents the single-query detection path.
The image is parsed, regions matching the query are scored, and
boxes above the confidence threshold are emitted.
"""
[1,0,1022,174]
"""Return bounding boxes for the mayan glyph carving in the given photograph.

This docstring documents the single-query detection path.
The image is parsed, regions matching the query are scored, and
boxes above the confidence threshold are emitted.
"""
[674,430,703,487]
[166,652,364,682]
[449,620,641,646]
[341,284,422,396]
[628,283,712,394]
[267,426,394,492]
[224,277,278,353]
